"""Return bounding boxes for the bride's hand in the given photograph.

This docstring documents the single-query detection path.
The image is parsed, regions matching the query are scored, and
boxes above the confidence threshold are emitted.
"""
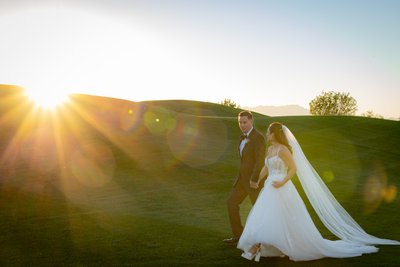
[272,181,285,188]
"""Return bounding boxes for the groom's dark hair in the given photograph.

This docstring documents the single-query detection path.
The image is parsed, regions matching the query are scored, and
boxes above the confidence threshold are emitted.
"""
[238,111,253,120]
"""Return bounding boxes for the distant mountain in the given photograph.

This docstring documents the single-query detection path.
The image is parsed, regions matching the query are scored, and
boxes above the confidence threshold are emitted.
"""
[243,105,310,116]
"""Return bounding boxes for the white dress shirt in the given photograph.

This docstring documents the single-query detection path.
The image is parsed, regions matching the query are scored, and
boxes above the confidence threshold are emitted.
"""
[240,127,253,156]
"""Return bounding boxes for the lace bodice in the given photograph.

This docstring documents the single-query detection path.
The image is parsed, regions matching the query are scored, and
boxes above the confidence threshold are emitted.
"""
[265,155,288,175]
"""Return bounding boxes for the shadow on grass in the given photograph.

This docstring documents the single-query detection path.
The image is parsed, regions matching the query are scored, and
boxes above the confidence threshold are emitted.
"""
[0,182,397,267]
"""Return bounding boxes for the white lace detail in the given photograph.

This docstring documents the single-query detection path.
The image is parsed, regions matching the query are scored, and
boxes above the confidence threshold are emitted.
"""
[266,155,287,175]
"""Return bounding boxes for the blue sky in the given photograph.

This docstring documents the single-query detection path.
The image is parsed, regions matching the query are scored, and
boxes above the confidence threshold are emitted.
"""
[1,0,399,118]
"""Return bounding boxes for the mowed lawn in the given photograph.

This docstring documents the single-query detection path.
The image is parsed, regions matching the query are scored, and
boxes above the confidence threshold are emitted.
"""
[0,91,399,266]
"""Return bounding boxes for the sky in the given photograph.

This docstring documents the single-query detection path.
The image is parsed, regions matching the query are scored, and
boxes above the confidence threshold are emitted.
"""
[1,0,399,118]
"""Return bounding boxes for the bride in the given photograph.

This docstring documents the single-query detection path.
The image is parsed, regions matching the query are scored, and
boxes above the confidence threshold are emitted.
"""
[237,122,399,262]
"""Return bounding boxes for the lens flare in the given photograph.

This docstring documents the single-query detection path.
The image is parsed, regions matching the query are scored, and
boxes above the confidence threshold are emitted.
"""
[144,109,177,135]
[69,141,116,188]
[118,104,143,132]
[166,111,228,168]
[362,161,397,214]
[321,170,335,183]
[19,127,58,174]
[383,185,397,203]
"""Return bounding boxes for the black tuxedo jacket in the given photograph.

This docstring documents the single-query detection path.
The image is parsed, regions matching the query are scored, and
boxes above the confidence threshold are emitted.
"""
[234,128,266,189]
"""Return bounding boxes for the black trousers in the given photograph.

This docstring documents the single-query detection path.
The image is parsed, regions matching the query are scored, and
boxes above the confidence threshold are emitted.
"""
[227,181,261,239]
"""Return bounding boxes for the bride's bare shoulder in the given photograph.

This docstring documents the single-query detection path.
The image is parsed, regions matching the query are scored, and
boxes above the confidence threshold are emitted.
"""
[278,145,290,155]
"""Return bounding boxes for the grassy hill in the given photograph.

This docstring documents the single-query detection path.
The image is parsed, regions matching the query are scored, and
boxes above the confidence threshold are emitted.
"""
[0,86,399,266]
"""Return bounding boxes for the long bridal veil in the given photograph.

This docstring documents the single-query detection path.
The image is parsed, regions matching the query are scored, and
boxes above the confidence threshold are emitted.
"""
[282,126,400,245]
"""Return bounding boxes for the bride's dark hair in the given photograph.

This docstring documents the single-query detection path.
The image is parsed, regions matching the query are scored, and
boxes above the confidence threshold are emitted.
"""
[268,122,292,154]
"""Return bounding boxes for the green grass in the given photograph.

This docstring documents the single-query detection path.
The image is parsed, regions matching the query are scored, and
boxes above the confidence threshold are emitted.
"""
[0,90,399,266]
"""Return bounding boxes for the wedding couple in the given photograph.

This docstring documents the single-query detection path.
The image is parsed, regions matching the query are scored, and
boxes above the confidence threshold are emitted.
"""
[224,111,399,262]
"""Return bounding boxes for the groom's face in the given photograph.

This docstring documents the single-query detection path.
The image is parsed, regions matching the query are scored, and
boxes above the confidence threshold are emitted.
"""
[238,115,253,134]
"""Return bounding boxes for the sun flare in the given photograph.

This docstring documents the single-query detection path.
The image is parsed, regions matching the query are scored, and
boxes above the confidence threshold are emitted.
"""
[25,88,71,109]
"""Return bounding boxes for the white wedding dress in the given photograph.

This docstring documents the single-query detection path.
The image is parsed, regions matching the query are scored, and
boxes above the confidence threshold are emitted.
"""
[237,154,379,261]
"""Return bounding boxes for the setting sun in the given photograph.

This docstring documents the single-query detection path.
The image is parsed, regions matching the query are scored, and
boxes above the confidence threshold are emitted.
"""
[24,87,70,109]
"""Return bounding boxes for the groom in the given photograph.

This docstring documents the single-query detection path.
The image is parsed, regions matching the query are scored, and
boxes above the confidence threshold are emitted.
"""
[224,111,266,244]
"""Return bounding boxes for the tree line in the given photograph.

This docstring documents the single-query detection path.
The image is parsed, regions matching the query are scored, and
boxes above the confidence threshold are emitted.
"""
[220,91,385,118]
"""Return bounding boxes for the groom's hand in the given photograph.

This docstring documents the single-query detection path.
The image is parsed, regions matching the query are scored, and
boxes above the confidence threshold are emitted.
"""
[250,181,259,189]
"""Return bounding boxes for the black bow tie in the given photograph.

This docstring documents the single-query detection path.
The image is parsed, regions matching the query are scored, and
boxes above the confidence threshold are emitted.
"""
[241,134,247,140]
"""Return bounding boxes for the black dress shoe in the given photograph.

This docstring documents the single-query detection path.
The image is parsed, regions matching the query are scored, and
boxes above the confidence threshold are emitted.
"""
[223,237,239,244]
